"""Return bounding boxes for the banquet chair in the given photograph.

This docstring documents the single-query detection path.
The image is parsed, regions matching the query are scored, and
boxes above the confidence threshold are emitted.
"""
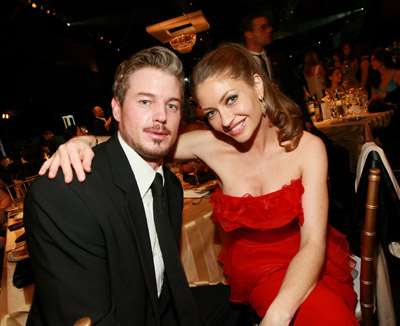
[2,176,37,202]
[359,168,380,326]
[351,142,400,326]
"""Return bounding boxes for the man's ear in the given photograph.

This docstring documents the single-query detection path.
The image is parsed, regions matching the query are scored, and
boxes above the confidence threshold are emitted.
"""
[111,98,121,122]
[244,30,252,41]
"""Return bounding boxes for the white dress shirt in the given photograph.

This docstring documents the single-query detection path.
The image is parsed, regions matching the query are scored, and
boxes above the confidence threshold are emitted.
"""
[249,49,274,80]
[118,132,165,297]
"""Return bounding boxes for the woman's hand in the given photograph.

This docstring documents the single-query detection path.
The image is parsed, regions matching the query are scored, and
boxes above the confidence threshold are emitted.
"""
[375,92,387,102]
[259,303,292,326]
[39,136,96,183]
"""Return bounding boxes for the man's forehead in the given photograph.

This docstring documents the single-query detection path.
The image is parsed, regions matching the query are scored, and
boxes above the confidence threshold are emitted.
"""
[128,67,181,95]
[252,16,269,26]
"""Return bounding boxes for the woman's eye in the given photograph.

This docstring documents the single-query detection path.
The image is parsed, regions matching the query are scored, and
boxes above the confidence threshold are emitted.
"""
[205,110,216,119]
[227,95,237,105]
[167,103,179,111]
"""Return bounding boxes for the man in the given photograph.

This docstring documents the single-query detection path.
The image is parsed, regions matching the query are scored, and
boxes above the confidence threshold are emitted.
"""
[92,105,113,136]
[241,14,313,128]
[41,130,65,156]
[0,156,13,185]
[24,47,239,326]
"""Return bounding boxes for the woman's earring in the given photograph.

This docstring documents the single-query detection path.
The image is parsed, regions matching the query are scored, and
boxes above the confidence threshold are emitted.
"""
[259,97,267,115]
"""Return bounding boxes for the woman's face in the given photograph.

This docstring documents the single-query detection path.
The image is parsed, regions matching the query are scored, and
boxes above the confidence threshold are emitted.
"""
[329,69,342,84]
[343,44,351,57]
[370,55,383,70]
[196,74,264,143]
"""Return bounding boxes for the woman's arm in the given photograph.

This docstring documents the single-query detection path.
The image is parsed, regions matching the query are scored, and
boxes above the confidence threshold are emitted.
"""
[261,135,328,326]
[39,130,213,183]
[39,135,109,183]
[360,59,370,89]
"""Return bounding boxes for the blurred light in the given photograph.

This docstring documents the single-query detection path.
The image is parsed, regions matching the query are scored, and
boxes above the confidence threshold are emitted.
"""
[32,3,37,8]
[46,9,50,14]
[67,22,70,26]
[2,114,9,119]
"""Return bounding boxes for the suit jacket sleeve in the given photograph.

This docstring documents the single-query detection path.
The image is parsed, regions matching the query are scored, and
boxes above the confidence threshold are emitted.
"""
[24,173,118,325]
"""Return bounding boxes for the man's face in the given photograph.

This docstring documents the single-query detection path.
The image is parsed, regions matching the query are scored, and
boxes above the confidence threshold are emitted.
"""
[94,107,105,118]
[112,67,182,168]
[249,17,273,47]
[1,158,11,167]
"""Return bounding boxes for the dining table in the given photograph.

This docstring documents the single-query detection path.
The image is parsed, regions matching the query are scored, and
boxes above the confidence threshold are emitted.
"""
[0,190,225,325]
[314,110,394,172]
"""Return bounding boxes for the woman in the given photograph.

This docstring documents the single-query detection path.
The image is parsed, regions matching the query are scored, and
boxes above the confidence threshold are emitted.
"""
[303,51,326,100]
[370,47,400,102]
[369,47,400,167]
[325,66,345,97]
[338,42,360,90]
[40,44,358,325]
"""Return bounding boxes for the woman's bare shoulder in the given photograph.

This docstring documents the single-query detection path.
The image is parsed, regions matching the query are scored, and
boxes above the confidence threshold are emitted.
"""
[297,131,326,155]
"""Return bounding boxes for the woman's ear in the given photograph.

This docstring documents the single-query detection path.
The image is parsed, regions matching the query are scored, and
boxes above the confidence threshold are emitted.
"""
[253,73,264,99]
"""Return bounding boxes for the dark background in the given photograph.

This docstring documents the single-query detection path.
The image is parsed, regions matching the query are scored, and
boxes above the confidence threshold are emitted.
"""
[1,0,399,154]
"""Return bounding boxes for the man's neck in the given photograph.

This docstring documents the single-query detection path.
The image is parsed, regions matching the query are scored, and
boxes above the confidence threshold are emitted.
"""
[246,42,264,54]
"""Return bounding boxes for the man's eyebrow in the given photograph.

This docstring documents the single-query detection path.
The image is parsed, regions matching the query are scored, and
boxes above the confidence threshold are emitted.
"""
[168,97,182,103]
[137,92,181,103]
[137,92,155,98]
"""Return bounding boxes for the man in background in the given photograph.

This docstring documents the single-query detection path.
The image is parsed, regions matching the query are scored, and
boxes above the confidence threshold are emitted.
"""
[91,105,114,136]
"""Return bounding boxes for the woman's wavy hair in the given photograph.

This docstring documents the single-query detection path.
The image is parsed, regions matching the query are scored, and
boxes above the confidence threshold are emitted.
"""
[191,43,303,152]
[303,51,319,78]
[112,46,185,106]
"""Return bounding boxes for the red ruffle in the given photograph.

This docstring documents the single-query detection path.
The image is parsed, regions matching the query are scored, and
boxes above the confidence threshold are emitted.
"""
[211,179,304,231]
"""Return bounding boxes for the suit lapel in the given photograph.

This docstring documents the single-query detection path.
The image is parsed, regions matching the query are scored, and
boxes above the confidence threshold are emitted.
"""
[163,167,184,244]
[104,135,161,323]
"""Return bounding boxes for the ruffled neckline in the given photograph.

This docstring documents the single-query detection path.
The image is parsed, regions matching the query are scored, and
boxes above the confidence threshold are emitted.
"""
[216,178,303,200]
[210,178,304,232]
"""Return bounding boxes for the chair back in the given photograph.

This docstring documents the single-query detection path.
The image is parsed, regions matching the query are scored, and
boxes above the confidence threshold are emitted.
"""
[360,168,380,326]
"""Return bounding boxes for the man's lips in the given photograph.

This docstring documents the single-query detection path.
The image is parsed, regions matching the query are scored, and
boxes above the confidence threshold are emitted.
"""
[144,125,170,138]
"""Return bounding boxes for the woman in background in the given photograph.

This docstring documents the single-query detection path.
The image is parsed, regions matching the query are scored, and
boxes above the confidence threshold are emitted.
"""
[303,51,326,100]
[325,66,345,97]
[370,47,400,102]
[338,42,359,90]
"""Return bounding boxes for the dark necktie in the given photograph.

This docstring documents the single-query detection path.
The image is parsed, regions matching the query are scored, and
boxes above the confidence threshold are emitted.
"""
[151,173,199,325]
[255,53,272,80]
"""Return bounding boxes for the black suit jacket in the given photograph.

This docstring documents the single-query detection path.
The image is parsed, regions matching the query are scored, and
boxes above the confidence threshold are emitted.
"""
[24,134,184,326]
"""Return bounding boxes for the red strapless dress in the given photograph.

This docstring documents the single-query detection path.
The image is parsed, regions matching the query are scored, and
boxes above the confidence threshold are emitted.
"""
[210,179,359,325]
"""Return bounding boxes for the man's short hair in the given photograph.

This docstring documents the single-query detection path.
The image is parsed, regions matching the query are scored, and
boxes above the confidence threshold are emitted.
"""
[240,13,269,40]
[43,130,53,136]
[112,46,185,107]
